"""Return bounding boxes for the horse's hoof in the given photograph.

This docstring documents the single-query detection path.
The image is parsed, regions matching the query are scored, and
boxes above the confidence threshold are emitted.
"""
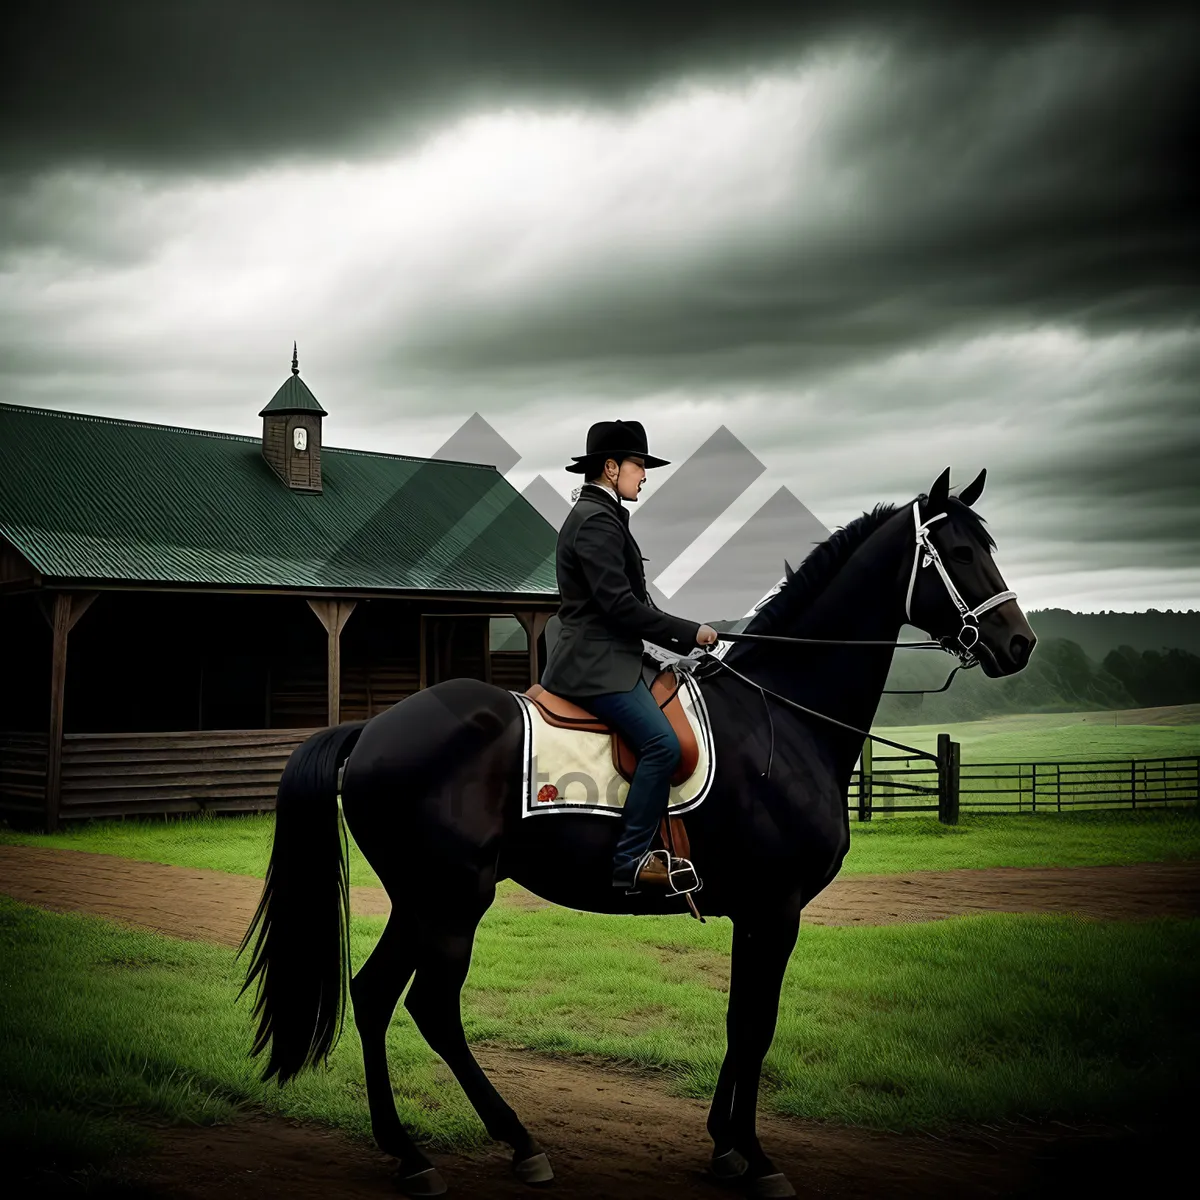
[711,1147,749,1180]
[514,1149,554,1185]
[397,1165,448,1196]
[747,1171,796,1198]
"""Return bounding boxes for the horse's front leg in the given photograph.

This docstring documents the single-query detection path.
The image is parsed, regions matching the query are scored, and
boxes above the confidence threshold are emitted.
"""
[707,907,800,1198]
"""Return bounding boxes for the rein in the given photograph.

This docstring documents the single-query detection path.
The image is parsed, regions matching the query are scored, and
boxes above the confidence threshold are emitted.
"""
[692,652,937,778]
[713,630,971,696]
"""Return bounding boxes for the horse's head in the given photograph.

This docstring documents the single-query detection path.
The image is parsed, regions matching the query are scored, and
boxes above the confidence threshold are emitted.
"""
[905,468,1036,678]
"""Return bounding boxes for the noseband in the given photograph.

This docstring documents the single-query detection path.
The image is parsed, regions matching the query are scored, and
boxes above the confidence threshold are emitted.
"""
[904,501,1017,663]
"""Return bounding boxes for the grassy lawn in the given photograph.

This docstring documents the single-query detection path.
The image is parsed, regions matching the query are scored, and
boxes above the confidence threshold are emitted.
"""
[3,895,1197,1173]
[843,808,1200,873]
[3,808,1198,889]
[874,718,1200,763]
[0,810,299,880]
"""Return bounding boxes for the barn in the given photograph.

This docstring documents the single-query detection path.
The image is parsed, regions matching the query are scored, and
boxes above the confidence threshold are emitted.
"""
[0,357,558,830]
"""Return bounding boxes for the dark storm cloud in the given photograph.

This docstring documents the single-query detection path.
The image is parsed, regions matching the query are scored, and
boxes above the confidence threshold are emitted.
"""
[1000,338,1200,559]
[3,1,1194,171]
[1,2,1196,610]
[386,19,1199,389]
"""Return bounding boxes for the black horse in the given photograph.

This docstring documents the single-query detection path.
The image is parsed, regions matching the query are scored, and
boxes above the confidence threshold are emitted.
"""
[241,467,1035,1198]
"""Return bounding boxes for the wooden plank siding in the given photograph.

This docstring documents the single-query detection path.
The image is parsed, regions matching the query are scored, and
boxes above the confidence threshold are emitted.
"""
[1,639,534,824]
[57,729,310,820]
[266,646,525,726]
[268,657,424,726]
[490,651,533,692]
[0,732,49,821]
[53,657,528,820]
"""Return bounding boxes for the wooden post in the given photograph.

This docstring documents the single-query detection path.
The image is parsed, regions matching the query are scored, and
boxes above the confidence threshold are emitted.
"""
[950,739,961,824]
[419,614,428,691]
[39,592,97,832]
[513,610,551,689]
[937,732,959,825]
[307,600,356,726]
[859,739,873,822]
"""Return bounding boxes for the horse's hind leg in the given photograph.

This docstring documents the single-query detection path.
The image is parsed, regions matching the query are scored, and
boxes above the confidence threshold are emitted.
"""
[349,914,444,1194]
[404,909,554,1186]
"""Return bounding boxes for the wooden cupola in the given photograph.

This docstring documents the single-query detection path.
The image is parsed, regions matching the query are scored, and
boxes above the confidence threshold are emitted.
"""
[259,343,327,493]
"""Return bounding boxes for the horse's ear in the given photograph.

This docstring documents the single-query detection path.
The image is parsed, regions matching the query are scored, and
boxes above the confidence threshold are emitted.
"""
[784,559,795,584]
[958,468,986,507]
[926,467,951,511]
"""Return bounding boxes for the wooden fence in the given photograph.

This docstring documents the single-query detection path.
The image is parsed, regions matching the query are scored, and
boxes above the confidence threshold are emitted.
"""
[956,756,1200,813]
[850,735,960,823]
[852,746,1200,821]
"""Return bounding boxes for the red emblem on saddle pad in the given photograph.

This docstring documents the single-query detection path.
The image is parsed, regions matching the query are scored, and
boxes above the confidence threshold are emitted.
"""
[537,784,559,803]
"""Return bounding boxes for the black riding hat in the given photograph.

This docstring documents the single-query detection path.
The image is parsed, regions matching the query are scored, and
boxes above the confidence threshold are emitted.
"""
[564,420,670,474]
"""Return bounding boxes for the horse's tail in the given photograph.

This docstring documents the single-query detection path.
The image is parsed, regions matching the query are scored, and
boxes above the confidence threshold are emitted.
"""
[238,720,368,1085]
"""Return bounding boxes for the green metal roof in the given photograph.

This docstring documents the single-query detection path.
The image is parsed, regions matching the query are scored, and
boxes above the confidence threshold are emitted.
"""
[259,372,328,417]
[0,403,558,596]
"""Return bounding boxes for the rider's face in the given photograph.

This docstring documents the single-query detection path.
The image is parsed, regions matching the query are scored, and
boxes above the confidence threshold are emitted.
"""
[611,457,646,500]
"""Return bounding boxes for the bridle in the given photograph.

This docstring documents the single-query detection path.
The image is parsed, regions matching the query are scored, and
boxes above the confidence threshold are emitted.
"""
[904,500,1017,666]
[692,499,1021,777]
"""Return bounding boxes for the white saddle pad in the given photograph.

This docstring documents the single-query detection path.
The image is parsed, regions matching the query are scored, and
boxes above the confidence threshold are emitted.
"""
[511,669,716,819]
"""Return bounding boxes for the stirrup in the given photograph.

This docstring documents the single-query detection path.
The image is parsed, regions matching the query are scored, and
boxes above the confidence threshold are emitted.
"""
[665,852,702,896]
[641,848,703,896]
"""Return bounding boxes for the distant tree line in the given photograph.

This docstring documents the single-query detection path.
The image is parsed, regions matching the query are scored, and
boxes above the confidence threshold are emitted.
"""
[1102,646,1200,708]
[874,638,1200,726]
[1023,608,1200,659]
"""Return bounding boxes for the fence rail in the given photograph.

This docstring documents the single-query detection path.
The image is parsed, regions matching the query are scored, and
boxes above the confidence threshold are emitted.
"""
[851,750,1199,820]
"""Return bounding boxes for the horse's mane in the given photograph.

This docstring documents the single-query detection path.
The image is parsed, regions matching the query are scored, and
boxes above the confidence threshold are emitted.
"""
[746,496,995,633]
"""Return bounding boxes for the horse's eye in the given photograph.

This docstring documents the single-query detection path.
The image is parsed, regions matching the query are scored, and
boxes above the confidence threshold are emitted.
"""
[950,546,974,565]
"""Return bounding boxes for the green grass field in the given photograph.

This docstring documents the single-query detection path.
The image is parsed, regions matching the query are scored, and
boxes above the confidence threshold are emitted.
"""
[3,896,1197,1173]
[842,809,1200,873]
[3,808,1198,890]
[874,713,1200,762]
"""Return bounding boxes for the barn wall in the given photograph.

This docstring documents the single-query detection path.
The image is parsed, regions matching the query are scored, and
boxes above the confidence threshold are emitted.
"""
[0,594,51,732]
[323,597,423,723]
[0,731,48,824]
[45,591,537,736]
[57,728,309,820]
[2,590,544,823]
[490,650,533,692]
[64,592,208,733]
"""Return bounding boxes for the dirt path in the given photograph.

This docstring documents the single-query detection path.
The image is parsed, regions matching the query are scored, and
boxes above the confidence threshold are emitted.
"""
[5,845,1197,1197]
[23,1056,1193,1199]
[1,845,1198,949]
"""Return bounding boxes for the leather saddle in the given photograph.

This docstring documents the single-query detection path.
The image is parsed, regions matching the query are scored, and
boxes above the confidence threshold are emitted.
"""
[523,669,700,787]
[523,668,702,912]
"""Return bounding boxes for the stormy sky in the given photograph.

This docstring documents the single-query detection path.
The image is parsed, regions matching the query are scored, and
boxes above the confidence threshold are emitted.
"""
[3,2,1197,614]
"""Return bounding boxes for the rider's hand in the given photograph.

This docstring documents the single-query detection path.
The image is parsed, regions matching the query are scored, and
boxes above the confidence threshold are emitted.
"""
[696,624,719,646]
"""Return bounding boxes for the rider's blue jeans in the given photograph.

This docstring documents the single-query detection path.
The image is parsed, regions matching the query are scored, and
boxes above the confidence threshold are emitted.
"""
[568,678,682,884]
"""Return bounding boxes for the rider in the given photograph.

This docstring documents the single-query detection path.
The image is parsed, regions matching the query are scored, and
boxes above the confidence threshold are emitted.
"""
[539,419,719,893]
